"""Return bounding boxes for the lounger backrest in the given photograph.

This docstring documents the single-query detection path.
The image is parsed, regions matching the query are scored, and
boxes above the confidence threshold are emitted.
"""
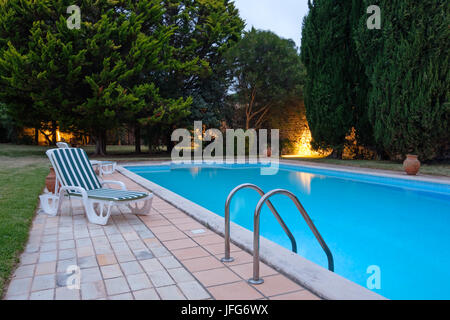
[56,142,70,148]
[46,148,102,191]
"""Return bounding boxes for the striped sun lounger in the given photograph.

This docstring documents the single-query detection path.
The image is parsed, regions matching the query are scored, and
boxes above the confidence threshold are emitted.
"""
[45,148,153,225]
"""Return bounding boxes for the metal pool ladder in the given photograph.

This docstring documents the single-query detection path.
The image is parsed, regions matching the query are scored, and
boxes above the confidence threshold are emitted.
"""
[221,183,334,285]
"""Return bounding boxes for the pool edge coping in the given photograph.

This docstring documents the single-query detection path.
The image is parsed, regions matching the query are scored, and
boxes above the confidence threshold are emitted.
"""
[117,164,387,300]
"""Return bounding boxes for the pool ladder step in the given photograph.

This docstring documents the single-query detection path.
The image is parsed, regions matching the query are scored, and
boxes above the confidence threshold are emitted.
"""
[221,183,334,285]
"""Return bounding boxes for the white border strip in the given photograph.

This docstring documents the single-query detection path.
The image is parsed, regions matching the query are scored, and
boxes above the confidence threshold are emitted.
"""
[118,164,387,300]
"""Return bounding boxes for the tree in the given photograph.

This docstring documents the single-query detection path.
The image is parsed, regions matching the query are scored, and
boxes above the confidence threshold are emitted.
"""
[301,0,372,157]
[227,28,304,130]
[0,0,192,155]
[355,0,449,160]
[140,0,244,153]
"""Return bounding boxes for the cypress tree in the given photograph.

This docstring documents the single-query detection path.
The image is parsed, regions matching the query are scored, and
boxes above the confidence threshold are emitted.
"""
[355,0,449,161]
[301,0,370,157]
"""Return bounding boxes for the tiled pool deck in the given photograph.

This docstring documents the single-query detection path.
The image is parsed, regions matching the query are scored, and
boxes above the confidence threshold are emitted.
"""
[4,172,319,300]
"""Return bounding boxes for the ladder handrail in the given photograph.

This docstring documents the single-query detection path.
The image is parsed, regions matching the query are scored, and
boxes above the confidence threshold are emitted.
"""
[251,189,334,284]
[221,183,298,263]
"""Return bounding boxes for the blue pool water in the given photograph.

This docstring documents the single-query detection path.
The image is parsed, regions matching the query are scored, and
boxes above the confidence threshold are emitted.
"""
[126,163,450,300]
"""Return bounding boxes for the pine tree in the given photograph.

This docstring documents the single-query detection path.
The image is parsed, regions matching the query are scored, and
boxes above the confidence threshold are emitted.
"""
[0,0,192,155]
[355,0,450,160]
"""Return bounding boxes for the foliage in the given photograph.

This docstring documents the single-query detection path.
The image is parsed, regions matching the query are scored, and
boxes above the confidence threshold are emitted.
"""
[227,28,305,129]
[0,0,193,155]
[301,0,372,156]
[355,0,450,160]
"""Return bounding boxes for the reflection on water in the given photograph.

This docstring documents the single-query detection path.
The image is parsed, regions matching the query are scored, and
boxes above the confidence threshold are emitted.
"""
[189,167,200,177]
[289,171,314,194]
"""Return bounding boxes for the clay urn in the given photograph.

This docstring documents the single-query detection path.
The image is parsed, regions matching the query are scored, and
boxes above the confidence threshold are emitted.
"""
[403,154,421,176]
[45,167,57,194]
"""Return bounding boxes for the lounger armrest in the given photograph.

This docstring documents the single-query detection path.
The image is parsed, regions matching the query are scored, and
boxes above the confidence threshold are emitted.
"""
[101,180,127,191]
[59,186,88,198]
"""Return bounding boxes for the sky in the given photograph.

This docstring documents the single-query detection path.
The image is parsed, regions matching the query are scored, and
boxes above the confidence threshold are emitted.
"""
[233,0,309,48]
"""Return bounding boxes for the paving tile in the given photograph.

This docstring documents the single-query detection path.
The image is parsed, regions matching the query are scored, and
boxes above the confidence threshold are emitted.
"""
[40,242,58,252]
[57,258,77,273]
[163,238,198,250]
[203,243,240,255]
[133,249,154,260]
[208,281,263,300]
[35,262,57,275]
[127,239,146,251]
[13,265,35,279]
[156,285,186,300]
[55,287,81,300]
[30,289,54,300]
[107,233,125,243]
[147,270,175,287]
[7,278,32,296]
[181,256,223,273]
[230,263,277,280]
[140,258,164,273]
[104,277,130,296]
[126,273,153,291]
[120,261,144,275]
[133,288,160,300]
[172,247,210,261]
[249,274,302,297]
[214,251,253,266]
[81,267,103,283]
[81,280,106,300]
[150,225,180,235]
[115,251,136,263]
[122,231,140,241]
[167,268,195,283]
[157,231,188,241]
[192,234,224,246]
[150,246,171,258]
[21,253,39,265]
[193,268,240,287]
[178,281,211,300]
[59,249,76,260]
[32,274,56,292]
[89,228,105,237]
[109,293,134,300]
[100,264,123,279]
[158,256,182,270]
[59,239,75,250]
[39,250,58,263]
[77,246,95,258]
[75,238,92,247]
[269,290,320,300]
[97,253,117,266]
[78,256,98,269]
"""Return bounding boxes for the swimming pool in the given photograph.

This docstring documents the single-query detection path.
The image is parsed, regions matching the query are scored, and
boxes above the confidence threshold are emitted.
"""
[126,163,450,300]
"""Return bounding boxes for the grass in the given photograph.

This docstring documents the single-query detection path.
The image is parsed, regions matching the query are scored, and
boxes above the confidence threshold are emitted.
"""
[0,154,49,297]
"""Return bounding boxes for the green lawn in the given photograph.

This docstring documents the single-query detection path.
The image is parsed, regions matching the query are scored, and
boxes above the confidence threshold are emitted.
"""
[0,154,49,297]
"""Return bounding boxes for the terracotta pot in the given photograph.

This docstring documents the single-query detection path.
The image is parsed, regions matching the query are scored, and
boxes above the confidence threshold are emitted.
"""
[403,154,421,175]
[45,167,56,193]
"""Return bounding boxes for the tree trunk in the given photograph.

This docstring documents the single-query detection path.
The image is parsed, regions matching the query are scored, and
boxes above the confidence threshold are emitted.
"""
[94,131,107,156]
[134,124,141,154]
[51,121,57,145]
[34,127,39,145]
